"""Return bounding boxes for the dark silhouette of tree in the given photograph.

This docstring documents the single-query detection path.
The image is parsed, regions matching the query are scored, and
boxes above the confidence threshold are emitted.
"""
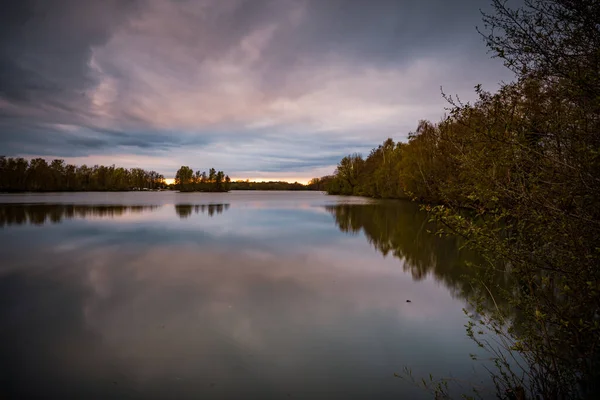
[307,176,334,191]
[0,157,166,192]
[175,166,194,191]
[174,166,230,192]
[229,180,312,191]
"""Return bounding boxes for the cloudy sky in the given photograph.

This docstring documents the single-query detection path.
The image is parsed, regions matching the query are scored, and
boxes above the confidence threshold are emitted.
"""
[0,0,514,183]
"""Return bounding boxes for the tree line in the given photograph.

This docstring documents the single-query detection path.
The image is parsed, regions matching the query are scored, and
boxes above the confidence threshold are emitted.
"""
[316,0,600,398]
[0,157,166,192]
[174,166,231,192]
[320,139,405,199]
[306,176,335,191]
[230,180,308,191]
[174,169,325,192]
[0,158,324,193]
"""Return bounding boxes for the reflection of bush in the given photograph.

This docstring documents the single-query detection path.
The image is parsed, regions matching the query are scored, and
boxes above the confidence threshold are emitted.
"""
[0,204,159,227]
[327,202,509,302]
[174,204,230,219]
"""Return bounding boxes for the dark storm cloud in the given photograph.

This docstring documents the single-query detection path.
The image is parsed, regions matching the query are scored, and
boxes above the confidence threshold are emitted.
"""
[268,0,488,64]
[0,0,140,105]
[0,0,514,179]
[0,120,213,157]
[257,155,348,172]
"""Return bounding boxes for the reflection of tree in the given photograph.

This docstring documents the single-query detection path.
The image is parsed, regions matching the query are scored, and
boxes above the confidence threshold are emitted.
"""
[0,203,232,224]
[174,204,230,219]
[0,204,159,227]
[175,205,193,219]
[327,202,510,302]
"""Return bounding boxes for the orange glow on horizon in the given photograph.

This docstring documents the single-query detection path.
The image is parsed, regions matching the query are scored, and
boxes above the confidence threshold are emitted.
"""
[232,177,311,185]
[164,177,311,185]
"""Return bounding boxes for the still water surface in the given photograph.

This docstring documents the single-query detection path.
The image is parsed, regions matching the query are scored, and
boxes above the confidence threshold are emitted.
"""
[1,191,493,399]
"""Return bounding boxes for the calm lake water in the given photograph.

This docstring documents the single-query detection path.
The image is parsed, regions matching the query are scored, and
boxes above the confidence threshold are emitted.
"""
[0,191,495,399]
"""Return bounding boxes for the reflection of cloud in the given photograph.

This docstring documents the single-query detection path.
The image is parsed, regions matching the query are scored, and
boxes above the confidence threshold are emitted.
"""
[0,199,495,398]
[73,243,473,389]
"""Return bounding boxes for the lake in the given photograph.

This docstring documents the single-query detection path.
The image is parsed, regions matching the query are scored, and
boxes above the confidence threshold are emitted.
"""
[0,191,495,399]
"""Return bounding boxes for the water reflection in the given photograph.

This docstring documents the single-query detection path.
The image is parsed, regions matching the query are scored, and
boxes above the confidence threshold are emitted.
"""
[0,204,159,227]
[175,203,230,218]
[326,202,510,302]
[0,203,232,226]
[0,193,502,399]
